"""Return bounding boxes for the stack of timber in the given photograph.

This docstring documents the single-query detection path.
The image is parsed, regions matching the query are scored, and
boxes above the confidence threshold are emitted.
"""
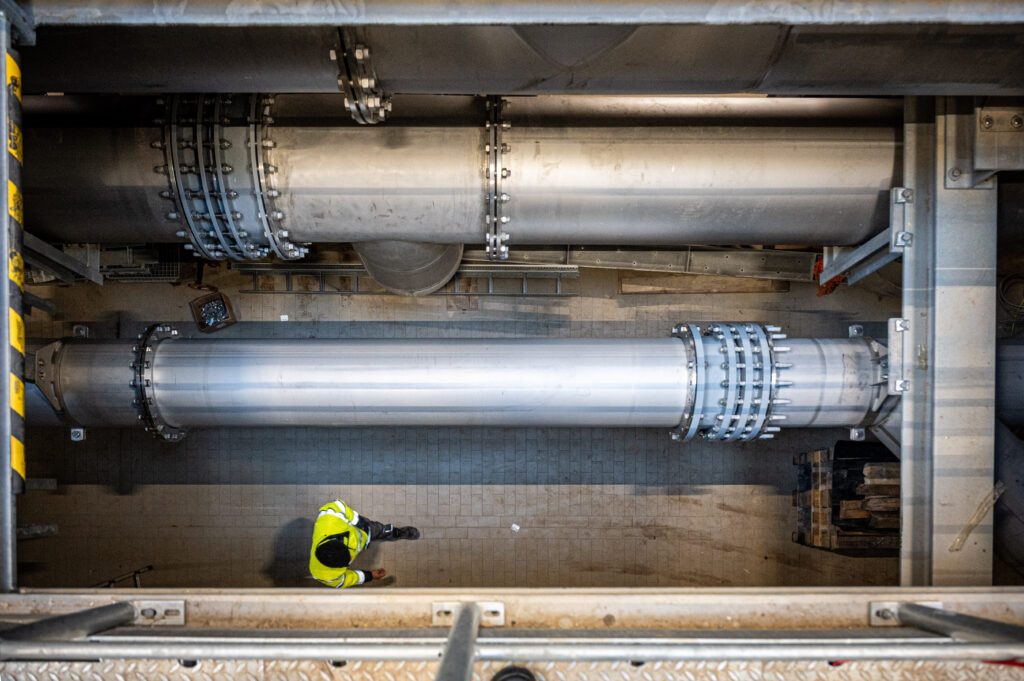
[793,441,900,556]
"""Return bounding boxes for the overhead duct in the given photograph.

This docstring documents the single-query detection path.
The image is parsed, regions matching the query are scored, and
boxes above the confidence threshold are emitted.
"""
[25,95,901,293]
[31,322,895,442]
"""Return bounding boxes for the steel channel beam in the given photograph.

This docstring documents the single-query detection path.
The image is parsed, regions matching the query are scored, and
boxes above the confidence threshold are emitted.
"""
[234,263,579,278]
[465,246,818,282]
[819,230,894,285]
[5,589,1024,631]
[569,247,816,282]
[21,232,102,285]
[28,1,1024,26]
[900,97,998,586]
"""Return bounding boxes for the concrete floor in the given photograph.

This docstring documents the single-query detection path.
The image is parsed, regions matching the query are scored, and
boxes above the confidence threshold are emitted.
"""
[18,265,902,589]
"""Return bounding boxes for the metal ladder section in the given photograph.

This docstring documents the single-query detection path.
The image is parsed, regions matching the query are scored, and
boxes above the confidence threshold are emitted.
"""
[236,263,579,297]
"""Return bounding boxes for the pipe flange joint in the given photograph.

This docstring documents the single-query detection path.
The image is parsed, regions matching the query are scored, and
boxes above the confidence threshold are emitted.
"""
[156,94,303,262]
[669,323,703,442]
[255,94,305,260]
[670,322,781,442]
[484,96,511,261]
[131,324,185,442]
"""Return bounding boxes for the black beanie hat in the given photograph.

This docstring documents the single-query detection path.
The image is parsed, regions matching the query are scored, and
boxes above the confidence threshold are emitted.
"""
[315,533,352,568]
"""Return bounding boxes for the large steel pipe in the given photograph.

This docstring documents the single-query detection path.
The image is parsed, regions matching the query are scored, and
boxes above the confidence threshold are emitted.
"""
[271,124,895,246]
[26,113,897,249]
[22,95,905,293]
[30,323,887,442]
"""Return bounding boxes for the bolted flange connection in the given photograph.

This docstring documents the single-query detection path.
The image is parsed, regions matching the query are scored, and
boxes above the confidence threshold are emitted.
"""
[484,96,511,260]
[154,94,304,262]
[131,324,186,442]
[669,322,791,442]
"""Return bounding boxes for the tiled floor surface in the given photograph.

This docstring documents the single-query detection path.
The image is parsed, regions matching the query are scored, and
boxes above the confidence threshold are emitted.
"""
[19,268,901,588]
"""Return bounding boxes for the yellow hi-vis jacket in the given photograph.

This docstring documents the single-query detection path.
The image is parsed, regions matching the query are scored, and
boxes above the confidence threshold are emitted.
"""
[309,500,372,588]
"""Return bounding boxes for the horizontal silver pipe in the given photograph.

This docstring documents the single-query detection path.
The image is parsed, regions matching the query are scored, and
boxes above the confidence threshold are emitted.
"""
[3,638,1023,662]
[25,106,898,249]
[897,603,1024,644]
[30,324,885,441]
[274,125,896,246]
[1,603,136,641]
[49,338,693,429]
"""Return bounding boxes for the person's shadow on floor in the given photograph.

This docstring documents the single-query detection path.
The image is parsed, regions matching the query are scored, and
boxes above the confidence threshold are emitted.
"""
[262,517,314,587]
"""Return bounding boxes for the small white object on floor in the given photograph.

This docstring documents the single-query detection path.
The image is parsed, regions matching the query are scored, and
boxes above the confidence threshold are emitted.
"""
[511,523,520,532]
[280,314,289,322]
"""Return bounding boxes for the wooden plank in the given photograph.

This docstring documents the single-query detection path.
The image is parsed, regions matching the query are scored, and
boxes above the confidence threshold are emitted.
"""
[834,532,900,550]
[856,484,900,497]
[869,512,901,529]
[863,496,900,512]
[811,489,831,508]
[863,462,900,479]
[840,500,870,519]
[619,272,790,295]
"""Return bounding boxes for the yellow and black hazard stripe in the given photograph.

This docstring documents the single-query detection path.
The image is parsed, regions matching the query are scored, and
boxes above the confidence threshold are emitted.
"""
[6,49,23,494]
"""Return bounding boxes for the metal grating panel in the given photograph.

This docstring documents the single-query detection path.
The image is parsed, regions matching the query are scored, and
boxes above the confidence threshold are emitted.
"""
[103,261,181,283]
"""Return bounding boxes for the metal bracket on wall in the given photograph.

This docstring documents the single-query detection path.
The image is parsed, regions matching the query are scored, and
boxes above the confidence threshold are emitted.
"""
[432,601,504,627]
[868,601,942,627]
[887,317,910,396]
[133,600,185,627]
[944,98,998,189]
[975,100,1024,171]
[819,187,914,285]
[334,30,390,124]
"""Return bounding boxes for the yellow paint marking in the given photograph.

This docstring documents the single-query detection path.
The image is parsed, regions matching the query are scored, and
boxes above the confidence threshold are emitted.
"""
[9,373,21,418]
[10,435,23,479]
[8,308,21,353]
[6,180,20,224]
[5,54,20,103]
[7,122,20,164]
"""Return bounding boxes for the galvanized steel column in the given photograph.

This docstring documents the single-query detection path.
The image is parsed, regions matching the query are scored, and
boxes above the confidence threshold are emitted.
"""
[0,11,23,593]
[899,98,998,586]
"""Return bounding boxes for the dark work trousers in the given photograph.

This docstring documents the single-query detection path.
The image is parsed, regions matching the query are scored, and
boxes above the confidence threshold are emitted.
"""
[355,516,391,540]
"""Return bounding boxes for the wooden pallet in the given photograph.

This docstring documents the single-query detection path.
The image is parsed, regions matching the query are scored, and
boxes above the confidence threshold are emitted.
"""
[792,442,900,555]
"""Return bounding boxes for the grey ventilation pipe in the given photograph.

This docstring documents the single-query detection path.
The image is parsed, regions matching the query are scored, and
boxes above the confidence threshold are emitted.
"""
[31,322,896,443]
[25,95,901,294]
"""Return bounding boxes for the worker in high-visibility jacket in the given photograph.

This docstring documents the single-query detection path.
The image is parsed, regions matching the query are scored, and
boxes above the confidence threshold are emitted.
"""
[310,499,420,588]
